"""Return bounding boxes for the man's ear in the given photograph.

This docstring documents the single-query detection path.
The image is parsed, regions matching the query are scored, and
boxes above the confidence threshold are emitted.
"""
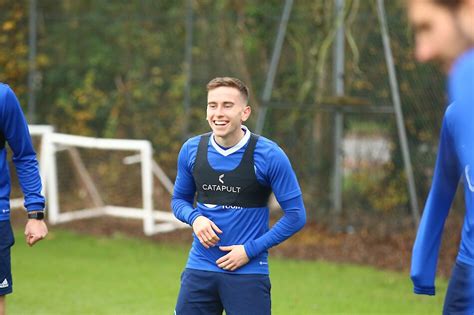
[241,105,251,122]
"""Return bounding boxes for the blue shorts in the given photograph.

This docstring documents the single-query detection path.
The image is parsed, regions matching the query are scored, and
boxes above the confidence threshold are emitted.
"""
[175,268,271,315]
[0,220,14,296]
[443,260,474,315]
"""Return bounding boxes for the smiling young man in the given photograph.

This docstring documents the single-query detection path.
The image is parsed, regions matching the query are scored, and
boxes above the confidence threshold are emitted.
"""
[407,0,474,313]
[171,77,306,315]
[0,83,48,315]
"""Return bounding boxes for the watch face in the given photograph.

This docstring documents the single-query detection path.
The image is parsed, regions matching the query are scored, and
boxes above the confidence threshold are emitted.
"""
[28,212,45,220]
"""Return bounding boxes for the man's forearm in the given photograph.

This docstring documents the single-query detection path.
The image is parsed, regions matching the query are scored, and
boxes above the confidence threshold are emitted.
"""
[171,196,201,225]
[244,195,306,259]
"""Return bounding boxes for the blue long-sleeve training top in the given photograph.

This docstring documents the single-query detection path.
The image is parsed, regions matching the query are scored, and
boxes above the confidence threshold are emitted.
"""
[411,49,474,295]
[172,126,306,274]
[0,83,45,221]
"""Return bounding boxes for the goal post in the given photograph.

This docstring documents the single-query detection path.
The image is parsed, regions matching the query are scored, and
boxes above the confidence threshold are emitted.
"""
[41,132,187,235]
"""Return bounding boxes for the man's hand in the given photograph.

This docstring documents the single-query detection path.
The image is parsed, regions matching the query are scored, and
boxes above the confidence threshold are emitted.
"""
[24,219,48,247]
[216,245,249,271]
[192,216,222,249]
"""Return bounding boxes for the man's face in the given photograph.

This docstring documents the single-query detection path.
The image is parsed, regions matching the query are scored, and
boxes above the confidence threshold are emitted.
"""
[408,0,473,72]
[206,86,251,146]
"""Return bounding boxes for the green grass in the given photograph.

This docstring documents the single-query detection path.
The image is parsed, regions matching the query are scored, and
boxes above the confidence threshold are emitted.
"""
[8,229,446,315]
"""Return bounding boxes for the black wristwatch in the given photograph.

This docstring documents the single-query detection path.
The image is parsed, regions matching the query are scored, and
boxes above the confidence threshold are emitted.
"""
[28,211,45,220]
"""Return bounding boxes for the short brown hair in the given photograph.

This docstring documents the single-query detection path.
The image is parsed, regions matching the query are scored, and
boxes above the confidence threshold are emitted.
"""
[206,77,249,103]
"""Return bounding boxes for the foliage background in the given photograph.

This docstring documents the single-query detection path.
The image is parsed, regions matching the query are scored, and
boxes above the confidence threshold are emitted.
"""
[0,0,458,230]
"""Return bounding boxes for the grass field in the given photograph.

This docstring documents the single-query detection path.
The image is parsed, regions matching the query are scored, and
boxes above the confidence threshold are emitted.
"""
[8,229,446,315]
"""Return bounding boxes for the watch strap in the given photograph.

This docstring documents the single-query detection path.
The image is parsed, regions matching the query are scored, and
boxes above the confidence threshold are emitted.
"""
[28,211,45,220]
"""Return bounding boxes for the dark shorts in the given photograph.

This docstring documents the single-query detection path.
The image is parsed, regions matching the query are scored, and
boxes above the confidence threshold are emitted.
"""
[443,260,474,315]
[175,268,271,315]
[0,220,14,296]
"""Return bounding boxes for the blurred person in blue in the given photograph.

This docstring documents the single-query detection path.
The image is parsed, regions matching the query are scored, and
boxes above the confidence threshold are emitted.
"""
[407,0,474,313]
[0,83,48,315]
[171,77,306,315]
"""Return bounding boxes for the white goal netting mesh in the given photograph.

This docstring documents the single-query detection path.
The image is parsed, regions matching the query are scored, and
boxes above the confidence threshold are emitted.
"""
[55,147,143,212]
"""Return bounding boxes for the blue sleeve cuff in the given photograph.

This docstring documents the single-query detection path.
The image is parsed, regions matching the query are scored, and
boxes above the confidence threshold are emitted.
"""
[244,240,258,260]
[26,203,45,212]
[189,212,202,226]
[414,286,435,295]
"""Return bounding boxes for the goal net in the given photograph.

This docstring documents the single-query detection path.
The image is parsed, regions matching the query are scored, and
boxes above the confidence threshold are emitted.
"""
[10,125,53,210]
[41,132,187,235]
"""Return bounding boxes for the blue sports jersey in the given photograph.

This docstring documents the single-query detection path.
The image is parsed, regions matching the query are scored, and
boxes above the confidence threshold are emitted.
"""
[411,48,474,295]
[0,83,45,221]
[172,127,306,274]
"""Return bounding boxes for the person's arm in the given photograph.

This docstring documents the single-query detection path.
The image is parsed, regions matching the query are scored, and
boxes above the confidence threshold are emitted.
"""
[410,113,460,295]
[171,140,222,248]
[1,86,47,246]
[244,195,306,259]
[171,141,201,224]
[2,87,45,211]
[245,146,306,259]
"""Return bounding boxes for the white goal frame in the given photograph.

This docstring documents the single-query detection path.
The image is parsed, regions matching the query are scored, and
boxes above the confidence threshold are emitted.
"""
[10,125,54,210]
[41,132,187,235]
